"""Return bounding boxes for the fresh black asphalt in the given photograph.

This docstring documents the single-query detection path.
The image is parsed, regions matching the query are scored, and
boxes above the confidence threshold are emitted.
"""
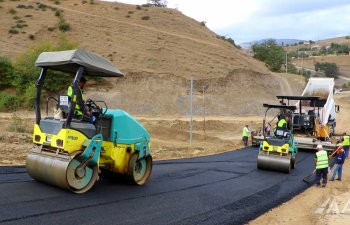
[0,147,315,225]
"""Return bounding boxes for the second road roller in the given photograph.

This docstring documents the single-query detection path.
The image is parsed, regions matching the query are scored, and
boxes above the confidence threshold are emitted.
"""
[26,49,152,193]
[257,104,298,173]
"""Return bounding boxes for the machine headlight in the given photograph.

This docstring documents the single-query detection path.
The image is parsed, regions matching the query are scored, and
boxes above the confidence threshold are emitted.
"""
[46,136,51,142]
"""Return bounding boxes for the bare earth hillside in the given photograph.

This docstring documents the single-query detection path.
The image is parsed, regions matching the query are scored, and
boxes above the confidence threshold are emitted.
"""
[0,0,305,116]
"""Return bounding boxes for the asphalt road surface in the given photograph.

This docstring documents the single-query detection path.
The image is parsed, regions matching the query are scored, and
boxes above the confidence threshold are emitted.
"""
[0,147,315,225]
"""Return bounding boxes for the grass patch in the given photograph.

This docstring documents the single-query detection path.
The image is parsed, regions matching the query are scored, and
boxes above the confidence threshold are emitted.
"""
[6,114,27,133]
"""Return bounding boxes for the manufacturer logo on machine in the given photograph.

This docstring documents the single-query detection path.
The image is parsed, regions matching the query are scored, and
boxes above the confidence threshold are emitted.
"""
[67,136,78,140]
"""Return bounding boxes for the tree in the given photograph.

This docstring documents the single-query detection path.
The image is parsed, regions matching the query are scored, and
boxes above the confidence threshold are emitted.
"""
[12,37,78,108]
[314,62,339,78]
[148,0,167,7]
[252,39,286,72]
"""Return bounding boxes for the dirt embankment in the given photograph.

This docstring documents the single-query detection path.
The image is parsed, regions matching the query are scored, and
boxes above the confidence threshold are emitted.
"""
[87,71,305,116]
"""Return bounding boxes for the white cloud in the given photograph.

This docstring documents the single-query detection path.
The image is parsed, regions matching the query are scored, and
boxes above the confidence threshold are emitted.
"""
[166,0,258,30]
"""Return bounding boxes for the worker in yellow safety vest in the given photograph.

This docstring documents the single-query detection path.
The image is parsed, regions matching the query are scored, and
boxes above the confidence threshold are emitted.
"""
[67,77,87,118]
[314,144,329,187]
[277,116,288,129]
[242,125,251,147]
[342,132,349,159]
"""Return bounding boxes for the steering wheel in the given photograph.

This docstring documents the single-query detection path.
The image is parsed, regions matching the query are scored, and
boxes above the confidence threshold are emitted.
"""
[85,99,105,119]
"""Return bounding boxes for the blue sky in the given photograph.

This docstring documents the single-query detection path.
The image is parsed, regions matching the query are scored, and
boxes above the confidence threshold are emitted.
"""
[106,0,350,44]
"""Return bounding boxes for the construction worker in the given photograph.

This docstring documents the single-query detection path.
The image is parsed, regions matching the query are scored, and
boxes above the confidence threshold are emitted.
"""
[314,144,329,187]
[277,115,288,129]
[342,132,349,159]
[330,142,346,181]
[67,77,89,118]
[242,125,251,147]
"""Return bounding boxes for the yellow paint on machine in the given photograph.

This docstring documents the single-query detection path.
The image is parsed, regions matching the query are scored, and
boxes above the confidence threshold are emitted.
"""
[33,124,136,174]
[100,142,135,174]
[262,141,290,154]
[32,124,88,153]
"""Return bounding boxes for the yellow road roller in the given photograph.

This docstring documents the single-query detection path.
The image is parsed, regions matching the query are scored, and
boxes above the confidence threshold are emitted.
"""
[26,49,152,193]
[257,104,298,173]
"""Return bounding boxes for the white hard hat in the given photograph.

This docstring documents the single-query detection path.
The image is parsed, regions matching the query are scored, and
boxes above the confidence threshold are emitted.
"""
[317,144,323,149]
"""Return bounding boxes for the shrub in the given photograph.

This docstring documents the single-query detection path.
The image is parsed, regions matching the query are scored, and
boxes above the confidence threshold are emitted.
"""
[54,0,60,5]
[13,16,20,20]
[8,8,17,14]
[47,27,55,32]
[37,3,47,9]
[0,93,19,111]
[0,57,14,88]
[58,18,70,32]
[16,4,27,9]
[128,11,134,14]
[24,14,33,17]
[346,36,350,40]
[114,6,119,10]
[125,15,130,18]
[28,34,35,40]
[82,0,87,4]
[16,23,27,28]
[9,29,19,34]
[136,5,142,10]
[55,9,61,17]
[23,83,36,109]
[141,15,150,20]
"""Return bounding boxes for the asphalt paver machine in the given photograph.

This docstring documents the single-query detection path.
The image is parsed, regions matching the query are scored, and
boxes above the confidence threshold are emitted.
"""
[26,49,152,193]
[257,104,298,173]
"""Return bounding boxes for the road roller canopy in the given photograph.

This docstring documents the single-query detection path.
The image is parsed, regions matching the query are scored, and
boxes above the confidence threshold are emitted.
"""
[263,104,296,111]
[35,49,124,77]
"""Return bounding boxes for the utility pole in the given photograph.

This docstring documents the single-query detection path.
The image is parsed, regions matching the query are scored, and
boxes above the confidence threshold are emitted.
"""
[189,77,193,146]
[202,85,206,138]
[285,52,288,74]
